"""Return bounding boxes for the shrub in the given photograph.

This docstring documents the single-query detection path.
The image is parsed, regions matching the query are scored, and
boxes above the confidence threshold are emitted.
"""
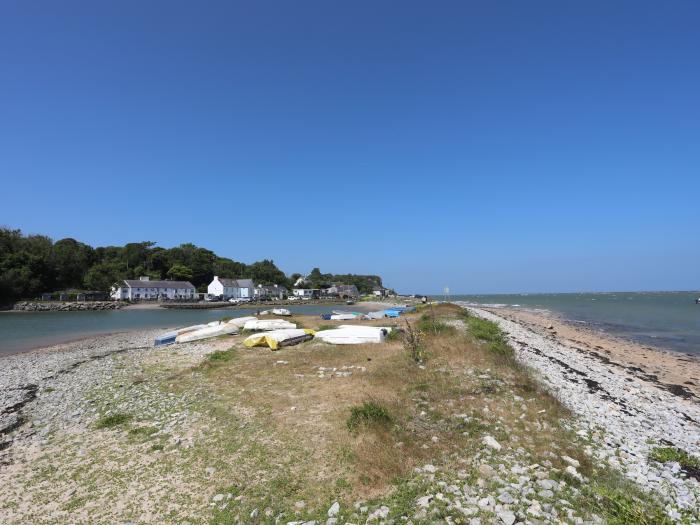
[403,320,425,363]
[347,401,392,431]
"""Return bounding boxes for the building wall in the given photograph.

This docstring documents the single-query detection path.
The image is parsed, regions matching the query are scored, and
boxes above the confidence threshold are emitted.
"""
[114,285,195,300]
[208,280,225,297]
[208,278,252,299]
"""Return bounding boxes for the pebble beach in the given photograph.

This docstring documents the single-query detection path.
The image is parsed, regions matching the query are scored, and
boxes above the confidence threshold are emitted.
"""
[1,305,699,524]
[458,305,700,518]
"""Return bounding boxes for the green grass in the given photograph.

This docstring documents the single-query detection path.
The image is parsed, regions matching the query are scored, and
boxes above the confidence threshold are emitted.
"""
[576,477,676,525]
[416,314,455,336]
[208,348,237,363]
[129,426,158,438]
[649,446,700,469]
[386,329,403,341]
[318,324,336,331]
[94,412,131,429]
[466,316,515,359]
[347,401,393,432]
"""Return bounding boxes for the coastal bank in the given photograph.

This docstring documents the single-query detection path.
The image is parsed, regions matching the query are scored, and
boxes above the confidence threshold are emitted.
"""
[0,304,698,524]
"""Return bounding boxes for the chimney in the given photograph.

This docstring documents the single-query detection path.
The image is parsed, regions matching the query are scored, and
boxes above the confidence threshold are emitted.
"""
[139,276,150,281]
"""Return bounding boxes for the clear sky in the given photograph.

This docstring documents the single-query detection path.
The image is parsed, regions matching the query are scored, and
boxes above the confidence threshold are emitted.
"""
[1,1,699,294]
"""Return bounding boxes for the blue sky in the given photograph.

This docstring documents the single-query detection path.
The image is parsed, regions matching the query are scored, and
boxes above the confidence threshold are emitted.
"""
[1,1,699,294]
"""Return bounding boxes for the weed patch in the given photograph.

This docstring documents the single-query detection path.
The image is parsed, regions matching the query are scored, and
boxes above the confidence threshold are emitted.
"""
[94,413,131,429]
[347,401,393,432]
[650,446,700,470]
[208,349,236,363]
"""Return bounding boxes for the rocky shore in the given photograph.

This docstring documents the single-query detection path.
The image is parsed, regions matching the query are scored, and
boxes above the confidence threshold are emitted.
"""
[459,303,700,518]
[12,301,124,312]
[1,306,699,524]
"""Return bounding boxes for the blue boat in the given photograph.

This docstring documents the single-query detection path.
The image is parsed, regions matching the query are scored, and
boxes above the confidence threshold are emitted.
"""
[154,331,177,347]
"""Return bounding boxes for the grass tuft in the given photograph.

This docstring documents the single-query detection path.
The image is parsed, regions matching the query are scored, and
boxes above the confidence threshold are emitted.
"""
[347,401,393,432]
[208,349,236,363]
[649,446,700,469]
[94,413,131,429]
[466,316,515,359]
[416,313,455,336]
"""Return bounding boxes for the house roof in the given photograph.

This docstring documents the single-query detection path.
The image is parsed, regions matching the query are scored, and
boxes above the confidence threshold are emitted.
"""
[336,284,359,291]
[124,280,195,289]
[218,278,254,288]
[257,284,288,292]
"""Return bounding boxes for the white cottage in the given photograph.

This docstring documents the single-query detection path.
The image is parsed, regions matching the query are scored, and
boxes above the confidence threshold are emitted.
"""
[207,277,255,300]
[111,276,196,301]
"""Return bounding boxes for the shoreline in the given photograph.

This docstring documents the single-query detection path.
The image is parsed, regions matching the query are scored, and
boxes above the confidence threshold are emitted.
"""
[0,300,404,358]
[482,305,700,399]
[461,304,700,515]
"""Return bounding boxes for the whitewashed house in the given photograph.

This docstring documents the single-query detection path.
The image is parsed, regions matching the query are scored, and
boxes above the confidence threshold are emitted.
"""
[207,277,255,300]
[110,276,196,301]
[254,284,289,300]
[292,288,320,299]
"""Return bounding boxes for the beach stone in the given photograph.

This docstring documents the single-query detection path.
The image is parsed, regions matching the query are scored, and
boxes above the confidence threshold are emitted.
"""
[478,464,496,478]
[498,492,515,504]
[328,502,339,517]
[497,510,516,525]
[367,506,389,521]
[416,495,433,508]
[213,494,225,502]
[561,455,580,468]
[483,435,502,451]
[537,479,557,491]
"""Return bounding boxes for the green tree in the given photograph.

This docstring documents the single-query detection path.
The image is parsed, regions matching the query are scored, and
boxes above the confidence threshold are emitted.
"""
[51,238,94,289]
[246,259,287,285]
[167,264,194,281]
[84,260,127,292]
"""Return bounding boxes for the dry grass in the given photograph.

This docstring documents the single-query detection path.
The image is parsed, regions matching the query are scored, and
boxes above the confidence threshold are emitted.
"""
[163,309,595,519]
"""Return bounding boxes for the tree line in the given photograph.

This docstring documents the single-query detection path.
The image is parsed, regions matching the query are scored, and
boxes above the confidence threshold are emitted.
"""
[0,228,384,304]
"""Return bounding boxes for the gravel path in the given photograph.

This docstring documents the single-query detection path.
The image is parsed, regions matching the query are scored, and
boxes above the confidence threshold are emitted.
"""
[461,304,700,519]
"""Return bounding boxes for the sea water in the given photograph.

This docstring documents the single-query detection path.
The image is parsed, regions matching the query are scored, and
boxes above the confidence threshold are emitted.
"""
[0,303,374,355]
[447,291,700,355]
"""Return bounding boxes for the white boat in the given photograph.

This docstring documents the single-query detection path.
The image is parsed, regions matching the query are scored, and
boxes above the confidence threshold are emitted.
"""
[338,324,393,334]
[331,312,359,321]
[243,319,297,331]
[175,322,239,343]
[243,328,315,350]
[271,308,292,316]
[315,326,388,345]
[363,310,387,320]
[225,316,257,329]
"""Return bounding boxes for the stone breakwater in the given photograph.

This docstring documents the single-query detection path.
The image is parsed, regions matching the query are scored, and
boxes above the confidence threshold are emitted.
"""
[12,301,124,312]
[461,304,700,519]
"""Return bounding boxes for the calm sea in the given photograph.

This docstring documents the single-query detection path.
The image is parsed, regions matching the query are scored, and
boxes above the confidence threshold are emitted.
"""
[442,291,700,355]
[0,303,375,356]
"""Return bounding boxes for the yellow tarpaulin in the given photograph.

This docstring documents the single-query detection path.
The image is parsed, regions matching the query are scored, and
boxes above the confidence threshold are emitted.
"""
[243,329,316,350]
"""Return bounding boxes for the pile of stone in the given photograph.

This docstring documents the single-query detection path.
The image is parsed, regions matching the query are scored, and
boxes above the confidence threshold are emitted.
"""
[12,301,123,311]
